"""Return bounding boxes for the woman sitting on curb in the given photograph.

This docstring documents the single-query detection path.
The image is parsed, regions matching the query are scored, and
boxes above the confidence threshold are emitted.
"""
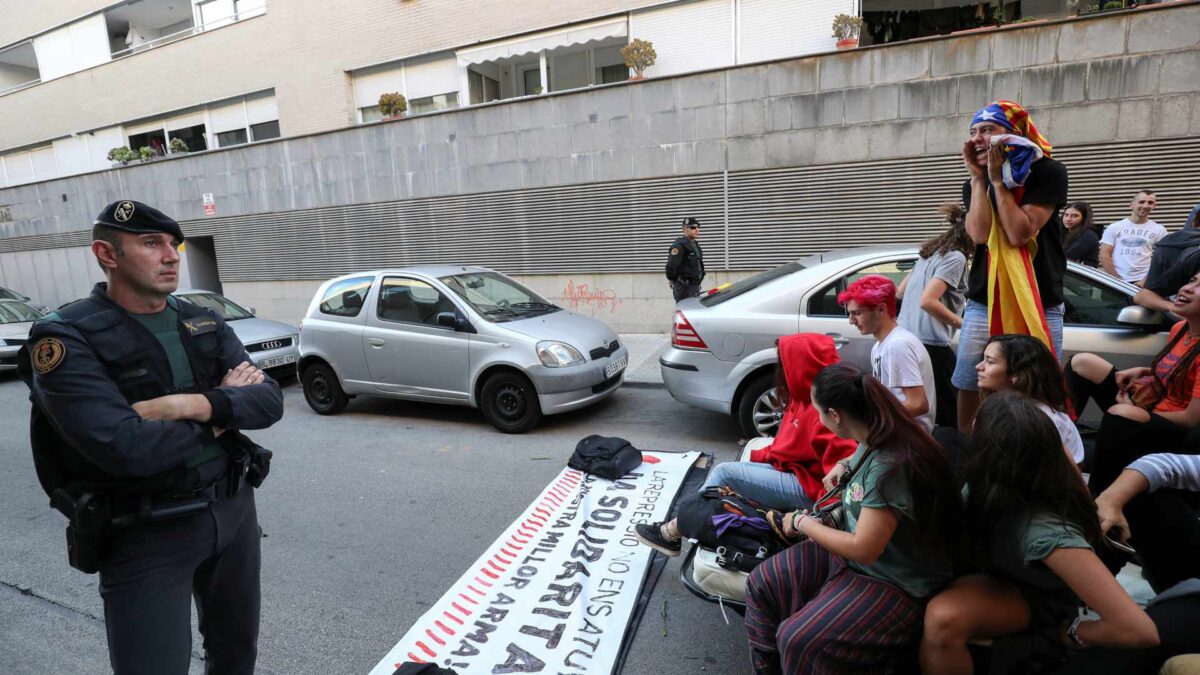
[634,333,857,556]
[920,393,1158,675]
[744,363,962,674]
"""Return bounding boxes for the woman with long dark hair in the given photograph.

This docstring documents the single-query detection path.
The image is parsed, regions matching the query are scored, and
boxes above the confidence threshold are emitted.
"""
[1062,201,1100,267]
[898,202,973,427]
[744,363,962,674]
[920,393,1158,674]
[1066,272,1200,495]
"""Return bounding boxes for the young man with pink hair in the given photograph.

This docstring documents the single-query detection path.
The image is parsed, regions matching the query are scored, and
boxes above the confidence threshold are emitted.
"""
[840,275,937,430]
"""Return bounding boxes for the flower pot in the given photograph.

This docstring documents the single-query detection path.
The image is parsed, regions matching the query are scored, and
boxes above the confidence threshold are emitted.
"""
[836,37,859,50]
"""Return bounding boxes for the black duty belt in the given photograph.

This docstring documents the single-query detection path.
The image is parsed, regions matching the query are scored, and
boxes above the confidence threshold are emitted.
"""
[108,474,244,528]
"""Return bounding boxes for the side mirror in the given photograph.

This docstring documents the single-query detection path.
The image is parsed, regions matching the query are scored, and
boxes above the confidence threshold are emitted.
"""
[1117,304,1166,330]
[247,307,257,316]
[436,312,459,329]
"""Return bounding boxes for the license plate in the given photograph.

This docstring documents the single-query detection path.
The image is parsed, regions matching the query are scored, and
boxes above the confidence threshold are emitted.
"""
[604,354,627,379]
[258,354,296,369]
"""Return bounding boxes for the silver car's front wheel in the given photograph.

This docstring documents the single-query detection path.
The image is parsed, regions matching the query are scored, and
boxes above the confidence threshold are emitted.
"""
[738,373,782,438]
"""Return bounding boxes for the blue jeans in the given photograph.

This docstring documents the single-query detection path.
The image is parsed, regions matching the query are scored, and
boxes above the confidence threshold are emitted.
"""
[951,300,1064,391]
[700,461,813,511]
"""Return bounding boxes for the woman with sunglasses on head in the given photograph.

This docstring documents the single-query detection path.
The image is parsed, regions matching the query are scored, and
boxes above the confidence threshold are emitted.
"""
[744,363,962,675]
[1064,272,1200,496]
[920,392,1158,675]
[975,333,1083,464]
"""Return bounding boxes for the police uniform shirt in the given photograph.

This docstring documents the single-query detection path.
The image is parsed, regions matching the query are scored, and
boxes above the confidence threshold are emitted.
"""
[666,236,704,282]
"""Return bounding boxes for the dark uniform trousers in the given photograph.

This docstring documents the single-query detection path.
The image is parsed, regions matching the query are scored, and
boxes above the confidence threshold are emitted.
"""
[99,485,260,675]
[672,280,700,302]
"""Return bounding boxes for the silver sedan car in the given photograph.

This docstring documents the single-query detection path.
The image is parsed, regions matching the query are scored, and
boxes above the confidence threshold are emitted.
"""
[661,246,1173,437]
[0,299,41,372]
[298,266,628,433]
[174,289,300,380]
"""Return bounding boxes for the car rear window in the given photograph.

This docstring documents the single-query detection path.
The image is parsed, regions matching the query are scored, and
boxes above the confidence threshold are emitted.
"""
[700,262,804,307]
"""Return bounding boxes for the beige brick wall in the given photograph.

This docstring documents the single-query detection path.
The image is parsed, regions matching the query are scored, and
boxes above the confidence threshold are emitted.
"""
[0,0,663,151]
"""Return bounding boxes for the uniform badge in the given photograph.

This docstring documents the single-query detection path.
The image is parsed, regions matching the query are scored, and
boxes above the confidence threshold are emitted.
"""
[670,247,679,255]
[32,338,66,375]
[114,201,135,222]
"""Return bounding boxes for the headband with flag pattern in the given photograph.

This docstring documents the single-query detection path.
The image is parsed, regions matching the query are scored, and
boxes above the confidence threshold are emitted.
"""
[971,100,1052,157]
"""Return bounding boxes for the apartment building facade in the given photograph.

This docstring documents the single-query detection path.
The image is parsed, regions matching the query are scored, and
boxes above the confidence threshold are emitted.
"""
[1,0,1196,332]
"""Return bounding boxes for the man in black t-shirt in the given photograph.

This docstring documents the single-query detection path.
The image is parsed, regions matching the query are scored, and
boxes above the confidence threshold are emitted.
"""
[1136,203,1200,313]
[951,101,1069,433]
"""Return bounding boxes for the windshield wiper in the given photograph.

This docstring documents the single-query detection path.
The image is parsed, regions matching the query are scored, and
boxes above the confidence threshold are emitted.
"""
[508,302,560,313]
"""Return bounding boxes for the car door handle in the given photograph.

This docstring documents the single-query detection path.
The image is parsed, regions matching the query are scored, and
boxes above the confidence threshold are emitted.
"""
[825,333,850,346]
[368,337,385,347]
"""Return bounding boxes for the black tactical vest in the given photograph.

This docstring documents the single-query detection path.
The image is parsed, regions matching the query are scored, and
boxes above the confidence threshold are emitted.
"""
[20,291,229,497]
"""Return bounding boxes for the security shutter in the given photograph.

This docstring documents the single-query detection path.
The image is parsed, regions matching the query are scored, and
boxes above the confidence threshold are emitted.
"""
[354,66,406,110]
[29,146,58,181]
[244,94,278,125]
[52,136,91,176]
[32,15,110,81]
[738,0,852,63]
[209,101,248,133]
[165,111,207,131]
[403,54,460,101]
[630,0,734,77]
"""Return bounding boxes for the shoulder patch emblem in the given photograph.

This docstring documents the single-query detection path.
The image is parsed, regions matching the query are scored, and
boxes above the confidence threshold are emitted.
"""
[32,338,66,375]
[670,247,679,255]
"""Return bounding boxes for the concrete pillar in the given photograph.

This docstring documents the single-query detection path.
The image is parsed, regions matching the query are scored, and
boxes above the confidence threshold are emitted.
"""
[538,50,548,93]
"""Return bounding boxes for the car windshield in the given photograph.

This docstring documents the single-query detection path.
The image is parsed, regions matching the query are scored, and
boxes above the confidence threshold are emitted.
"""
[700,261,805,306]
[440,272,560,322]
[177,292,254,320]
[0,288,26,301]
[0,300,41,323]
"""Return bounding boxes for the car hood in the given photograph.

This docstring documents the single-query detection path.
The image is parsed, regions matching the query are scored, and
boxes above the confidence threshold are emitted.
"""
[497,310,618,352]
[0,321,33,340]
[225,317,298,343]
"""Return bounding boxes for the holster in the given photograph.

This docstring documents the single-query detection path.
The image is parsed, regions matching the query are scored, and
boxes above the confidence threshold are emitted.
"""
[52,490,110,574]
[229,431,272,489]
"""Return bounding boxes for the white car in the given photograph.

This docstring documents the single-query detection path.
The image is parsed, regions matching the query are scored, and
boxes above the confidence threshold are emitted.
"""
[0,299,42,372]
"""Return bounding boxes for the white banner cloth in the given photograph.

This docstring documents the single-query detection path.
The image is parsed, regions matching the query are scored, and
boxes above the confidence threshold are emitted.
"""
[369,451,699,675]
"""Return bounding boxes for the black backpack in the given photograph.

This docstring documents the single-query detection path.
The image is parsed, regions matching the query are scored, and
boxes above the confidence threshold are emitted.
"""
[675,486,790,573]
[568,435,642,480]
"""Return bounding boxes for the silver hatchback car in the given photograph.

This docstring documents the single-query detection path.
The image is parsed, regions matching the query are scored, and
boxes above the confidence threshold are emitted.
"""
[298,266,628,433]
[661,246,1174,437]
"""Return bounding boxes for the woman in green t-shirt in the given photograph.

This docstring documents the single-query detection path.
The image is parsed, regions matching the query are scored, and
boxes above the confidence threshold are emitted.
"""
[920,392,1159,674]
[744,363,963,674]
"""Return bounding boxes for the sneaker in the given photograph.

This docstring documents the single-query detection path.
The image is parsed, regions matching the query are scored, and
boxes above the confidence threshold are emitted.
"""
[634,521,682,557]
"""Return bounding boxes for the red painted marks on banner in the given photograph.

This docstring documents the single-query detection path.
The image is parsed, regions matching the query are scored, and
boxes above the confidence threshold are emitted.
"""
[451,601,472,616]
[417,641,436,658]
[473,576,493,587]
[481,568,499,580]
[404,654,425,665]
[435,620,456,636]
[487,560,506,574]
[495,551,514,564]
[426,629,446,646]
[444,611,464,625]
[458,593,480,606]
[642,453,661,464]
[467,584,486,597]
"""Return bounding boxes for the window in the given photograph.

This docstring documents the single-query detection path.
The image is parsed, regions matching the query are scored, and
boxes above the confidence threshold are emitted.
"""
[378,277,457,326]
[168,123,208,152]
[128,129,166,155]
[595,64,627,84]
[409,92,457,114]
[468,70,500,104]
[440,272,558,322]
[807,260,914,317]
[177,292,253,320]
[216,128,248,147]
[521,67,542,95]
[319,277,373,317]
[359,105,384,123]
[249,120,280,141]
[701,261,805,308]
[1061,272,1134,327]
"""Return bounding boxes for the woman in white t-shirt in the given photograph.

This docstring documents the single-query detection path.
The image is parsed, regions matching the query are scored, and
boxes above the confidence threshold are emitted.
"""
[975,334,1084,464]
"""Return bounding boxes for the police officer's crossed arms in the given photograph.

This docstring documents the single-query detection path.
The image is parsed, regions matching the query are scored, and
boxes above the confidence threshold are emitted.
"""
[18,200,283,675]
[665,217,705,302]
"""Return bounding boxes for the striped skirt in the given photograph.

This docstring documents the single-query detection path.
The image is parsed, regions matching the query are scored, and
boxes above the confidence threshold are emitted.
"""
[744,540,924,675]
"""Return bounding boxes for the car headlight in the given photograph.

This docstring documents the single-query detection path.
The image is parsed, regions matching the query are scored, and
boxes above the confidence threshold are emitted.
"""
[536,341,585,367]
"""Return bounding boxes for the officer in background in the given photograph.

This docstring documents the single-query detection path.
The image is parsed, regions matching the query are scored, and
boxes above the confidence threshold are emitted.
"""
[665,217,705,302]
[18,200,283,674]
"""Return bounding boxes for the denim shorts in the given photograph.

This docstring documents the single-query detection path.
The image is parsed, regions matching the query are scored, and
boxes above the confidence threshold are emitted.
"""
[951,300,1064,391]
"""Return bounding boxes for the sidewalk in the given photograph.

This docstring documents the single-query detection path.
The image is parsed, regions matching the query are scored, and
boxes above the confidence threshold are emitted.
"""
[618,334,670,388]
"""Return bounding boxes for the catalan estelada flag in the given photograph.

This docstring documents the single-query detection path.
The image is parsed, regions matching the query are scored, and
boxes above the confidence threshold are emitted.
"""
[972,101,1055,354]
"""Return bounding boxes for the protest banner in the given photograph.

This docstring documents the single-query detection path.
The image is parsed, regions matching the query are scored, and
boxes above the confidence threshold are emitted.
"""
[369,451,699,675]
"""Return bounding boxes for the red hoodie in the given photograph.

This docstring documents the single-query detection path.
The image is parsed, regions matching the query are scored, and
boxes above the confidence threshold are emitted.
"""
[748,333,859,501]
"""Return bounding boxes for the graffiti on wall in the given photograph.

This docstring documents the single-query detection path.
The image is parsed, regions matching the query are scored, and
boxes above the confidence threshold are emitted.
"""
[560,279,622,315]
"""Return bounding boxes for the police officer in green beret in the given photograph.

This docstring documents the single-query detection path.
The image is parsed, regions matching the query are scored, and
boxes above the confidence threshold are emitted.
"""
[18,200,282,674]
[665,217,705,302]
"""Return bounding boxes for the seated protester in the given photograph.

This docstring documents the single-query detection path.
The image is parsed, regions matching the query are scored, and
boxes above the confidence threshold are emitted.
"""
[744,364,962,675]
[1065,272,1200,496]
[1048,453,1200,675]
[633,334,857,556]
[920,393,1158,675]
[976,334,1084,464]
[840,274,938,430]
[1135,205,1200,314]
[897,202,972,428]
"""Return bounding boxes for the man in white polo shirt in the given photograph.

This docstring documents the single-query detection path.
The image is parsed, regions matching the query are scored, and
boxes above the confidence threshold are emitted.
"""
[1101,189,1166,285]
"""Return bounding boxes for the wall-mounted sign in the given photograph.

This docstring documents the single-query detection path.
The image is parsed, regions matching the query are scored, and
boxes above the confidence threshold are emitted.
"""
[202,192,216,216]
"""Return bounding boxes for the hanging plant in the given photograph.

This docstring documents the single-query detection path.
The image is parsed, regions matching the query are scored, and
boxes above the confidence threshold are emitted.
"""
[138,146,154,162]
[169,137,190,154]
[378,92,408,118]
[621,39,656,80]
[107,146,137,165]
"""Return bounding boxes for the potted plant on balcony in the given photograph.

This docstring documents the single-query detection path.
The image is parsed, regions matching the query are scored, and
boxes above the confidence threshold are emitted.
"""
[138,146,155,162]
[832,14,864,49]
[378,92,408,119]
[107,146,137,166]
[621,39,656,80]
[169,138,190,154]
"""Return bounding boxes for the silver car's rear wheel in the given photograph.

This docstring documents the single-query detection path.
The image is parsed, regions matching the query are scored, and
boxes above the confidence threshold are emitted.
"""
[737,372,781,438]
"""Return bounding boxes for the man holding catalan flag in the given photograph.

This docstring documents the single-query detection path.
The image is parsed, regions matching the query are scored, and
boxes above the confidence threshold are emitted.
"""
[951,100,1069,433]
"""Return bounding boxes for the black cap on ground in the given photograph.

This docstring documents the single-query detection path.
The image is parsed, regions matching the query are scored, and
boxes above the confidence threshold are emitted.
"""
[94,200,184,241]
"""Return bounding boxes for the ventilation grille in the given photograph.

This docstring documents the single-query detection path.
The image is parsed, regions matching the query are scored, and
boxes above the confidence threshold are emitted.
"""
[589,339,620,361]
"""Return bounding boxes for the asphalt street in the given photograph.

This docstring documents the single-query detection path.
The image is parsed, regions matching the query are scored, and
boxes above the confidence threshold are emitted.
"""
[0,373,751,675]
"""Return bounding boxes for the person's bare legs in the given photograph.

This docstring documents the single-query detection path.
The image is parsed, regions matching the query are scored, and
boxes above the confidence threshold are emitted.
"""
[1069,353,1115,384]
[920,574,1032,675]
[957,389,981,436]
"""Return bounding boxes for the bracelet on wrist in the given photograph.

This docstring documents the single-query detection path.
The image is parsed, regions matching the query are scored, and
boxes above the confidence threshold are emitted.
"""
[1066,616,1089,649]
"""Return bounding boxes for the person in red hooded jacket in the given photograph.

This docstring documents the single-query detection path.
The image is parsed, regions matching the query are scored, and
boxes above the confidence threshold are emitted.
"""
[635,333,859,556]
